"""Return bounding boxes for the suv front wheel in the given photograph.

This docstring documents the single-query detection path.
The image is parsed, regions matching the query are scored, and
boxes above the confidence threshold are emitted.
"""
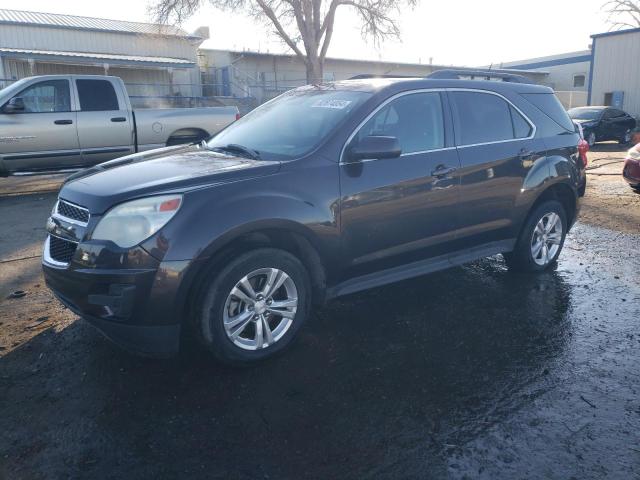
[504,200,567,272]
[195,248,311,365]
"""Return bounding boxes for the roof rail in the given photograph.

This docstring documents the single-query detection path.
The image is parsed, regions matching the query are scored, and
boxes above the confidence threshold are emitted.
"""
[426,69,533,84]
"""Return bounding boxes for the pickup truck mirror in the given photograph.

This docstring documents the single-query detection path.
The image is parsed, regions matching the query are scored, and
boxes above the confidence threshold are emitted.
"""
[3,97,25,113]
[346,135,402,163]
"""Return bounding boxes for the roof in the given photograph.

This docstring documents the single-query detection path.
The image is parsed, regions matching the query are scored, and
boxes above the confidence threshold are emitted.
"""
[0,8,199,39]
[496,50,591,70]
[591,27,640,39]
[0,47,195,67]
[201,48,549,76]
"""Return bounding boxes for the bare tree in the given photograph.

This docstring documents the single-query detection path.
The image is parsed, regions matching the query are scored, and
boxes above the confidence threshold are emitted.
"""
[150,0,417,84]
[603,0,640,29]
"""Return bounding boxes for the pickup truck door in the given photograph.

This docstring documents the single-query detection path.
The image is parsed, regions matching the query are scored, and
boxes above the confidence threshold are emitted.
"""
[0,78,80,173]
[339,91,461,273]
[74,78,134,165]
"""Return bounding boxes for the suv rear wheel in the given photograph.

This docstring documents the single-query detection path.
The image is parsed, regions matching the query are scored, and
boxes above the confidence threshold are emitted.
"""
[504,200,567,272]
[195,248,311,365]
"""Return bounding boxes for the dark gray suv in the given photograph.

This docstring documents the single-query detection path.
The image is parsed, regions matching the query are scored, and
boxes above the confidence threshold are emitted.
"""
[43,71,587,364]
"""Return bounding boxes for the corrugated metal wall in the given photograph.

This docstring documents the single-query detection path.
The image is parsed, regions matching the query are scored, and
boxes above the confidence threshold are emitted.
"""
[591,31,640,116]
[0,24,197,60]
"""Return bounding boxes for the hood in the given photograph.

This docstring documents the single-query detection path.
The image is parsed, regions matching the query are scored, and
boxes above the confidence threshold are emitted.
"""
[59,144,281,214]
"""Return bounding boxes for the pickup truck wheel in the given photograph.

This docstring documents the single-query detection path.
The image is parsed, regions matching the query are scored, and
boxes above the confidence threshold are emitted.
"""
[196,248,311,365]
[504,200,567,272]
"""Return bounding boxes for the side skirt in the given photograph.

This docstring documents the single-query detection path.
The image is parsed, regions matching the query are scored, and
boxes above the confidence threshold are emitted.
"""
[326,239,516,299]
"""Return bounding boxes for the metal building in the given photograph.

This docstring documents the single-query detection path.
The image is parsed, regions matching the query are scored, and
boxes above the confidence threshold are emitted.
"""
[0,8,208,106]
[495,50,592,109]
[199,48,549,106]
[588,28,640,116]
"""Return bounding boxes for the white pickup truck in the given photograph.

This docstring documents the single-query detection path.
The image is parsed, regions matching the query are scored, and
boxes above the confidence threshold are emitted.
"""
[0,75,239,176]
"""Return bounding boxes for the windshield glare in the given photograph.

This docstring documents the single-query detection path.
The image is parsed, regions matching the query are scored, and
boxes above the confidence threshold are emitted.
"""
[207,88,371,160]
[568,108,604,120]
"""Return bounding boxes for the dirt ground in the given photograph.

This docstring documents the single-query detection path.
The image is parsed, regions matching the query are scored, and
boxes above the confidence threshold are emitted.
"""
[578,144,640,233]
[0,148,639,479]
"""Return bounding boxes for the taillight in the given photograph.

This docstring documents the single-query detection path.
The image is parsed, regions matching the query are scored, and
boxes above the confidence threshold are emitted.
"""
[577,139,589,167]
[235,113,241,121]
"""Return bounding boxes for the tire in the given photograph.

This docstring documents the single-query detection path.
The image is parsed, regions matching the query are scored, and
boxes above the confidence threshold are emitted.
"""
[194,248,311,365]
[504,200,568,272]
[619,129,632,145]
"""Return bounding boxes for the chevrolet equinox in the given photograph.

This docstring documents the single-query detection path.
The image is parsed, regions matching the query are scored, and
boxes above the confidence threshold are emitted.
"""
[43,71,587,364]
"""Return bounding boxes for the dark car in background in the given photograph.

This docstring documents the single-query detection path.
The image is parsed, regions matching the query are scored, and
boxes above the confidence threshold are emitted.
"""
[42,72,587,364]
[568,106,637,147]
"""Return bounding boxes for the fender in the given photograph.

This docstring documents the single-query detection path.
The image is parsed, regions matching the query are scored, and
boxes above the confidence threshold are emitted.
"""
[511,153,580,235]
[141,162,341,266]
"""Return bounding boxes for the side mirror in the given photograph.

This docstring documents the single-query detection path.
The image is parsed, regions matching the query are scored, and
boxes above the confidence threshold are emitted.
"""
[3,97,25,113]
[346,135,401,163]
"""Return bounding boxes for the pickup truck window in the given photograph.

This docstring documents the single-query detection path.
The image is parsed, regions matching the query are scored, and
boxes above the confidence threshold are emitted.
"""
[208,89,371,160]
[76,79,119,111]
[356,92,444,154]
[14,80,70,113]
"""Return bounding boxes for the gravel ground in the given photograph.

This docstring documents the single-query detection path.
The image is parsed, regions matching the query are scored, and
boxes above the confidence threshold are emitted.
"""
[0,148,639,479]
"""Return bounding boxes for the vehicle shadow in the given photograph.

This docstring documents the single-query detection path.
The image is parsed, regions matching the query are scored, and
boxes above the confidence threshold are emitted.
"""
[0,257,573,479]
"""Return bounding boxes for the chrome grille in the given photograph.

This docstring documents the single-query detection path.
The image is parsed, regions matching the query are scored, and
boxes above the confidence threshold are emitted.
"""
[57,200,89,224]
[48,235,78,264]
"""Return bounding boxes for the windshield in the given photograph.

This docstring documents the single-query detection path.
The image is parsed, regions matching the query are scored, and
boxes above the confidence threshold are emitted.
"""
[568,108,604,120]
[207,88,372,160]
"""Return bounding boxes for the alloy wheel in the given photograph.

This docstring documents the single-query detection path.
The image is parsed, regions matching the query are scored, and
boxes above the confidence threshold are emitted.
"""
[222,268,298,350]
[588,132,596,147]
[530,212,563,266]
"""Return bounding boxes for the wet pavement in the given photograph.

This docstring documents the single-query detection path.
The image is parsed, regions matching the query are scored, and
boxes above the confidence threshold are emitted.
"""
[1,162,640,479]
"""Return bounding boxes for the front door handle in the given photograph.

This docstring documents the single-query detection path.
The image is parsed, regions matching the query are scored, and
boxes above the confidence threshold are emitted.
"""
[111,117,127,122]
[54,119,73,125]
[431,165,457,178]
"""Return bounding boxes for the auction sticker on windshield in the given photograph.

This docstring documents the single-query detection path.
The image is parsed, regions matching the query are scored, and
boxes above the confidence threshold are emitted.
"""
[311,99,352,109]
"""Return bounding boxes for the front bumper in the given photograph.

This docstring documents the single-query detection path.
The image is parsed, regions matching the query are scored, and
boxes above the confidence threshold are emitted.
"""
[43,239,191,357]
[623,158,640,186]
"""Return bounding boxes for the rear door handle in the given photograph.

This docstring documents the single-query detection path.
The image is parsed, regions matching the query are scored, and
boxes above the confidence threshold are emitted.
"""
[111,117,127,122]
[431,165,457,178]
[54,119,73,125]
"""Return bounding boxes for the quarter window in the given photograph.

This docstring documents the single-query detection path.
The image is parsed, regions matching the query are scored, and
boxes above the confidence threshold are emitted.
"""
[13,80,70,113]
[450,91,527,145]
[511,105,533,138]
[76,79,119,111]
[356,92,445,154]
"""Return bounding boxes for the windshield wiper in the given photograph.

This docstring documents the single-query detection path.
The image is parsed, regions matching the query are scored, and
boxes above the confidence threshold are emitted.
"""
[207,143,261,160]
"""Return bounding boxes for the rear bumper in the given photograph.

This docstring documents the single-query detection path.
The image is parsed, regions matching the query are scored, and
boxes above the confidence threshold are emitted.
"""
[623,158,640,186]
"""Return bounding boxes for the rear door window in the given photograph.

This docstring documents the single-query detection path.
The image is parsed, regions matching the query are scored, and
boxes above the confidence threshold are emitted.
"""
[450,91,527,145]
[76,79,120,111]
[357,92,445,154]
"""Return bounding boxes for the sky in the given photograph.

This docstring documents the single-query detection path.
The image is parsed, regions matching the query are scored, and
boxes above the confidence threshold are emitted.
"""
[0,0,615,66]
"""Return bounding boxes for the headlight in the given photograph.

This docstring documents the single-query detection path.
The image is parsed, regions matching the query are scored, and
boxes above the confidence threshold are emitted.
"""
[91,195,182,248]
